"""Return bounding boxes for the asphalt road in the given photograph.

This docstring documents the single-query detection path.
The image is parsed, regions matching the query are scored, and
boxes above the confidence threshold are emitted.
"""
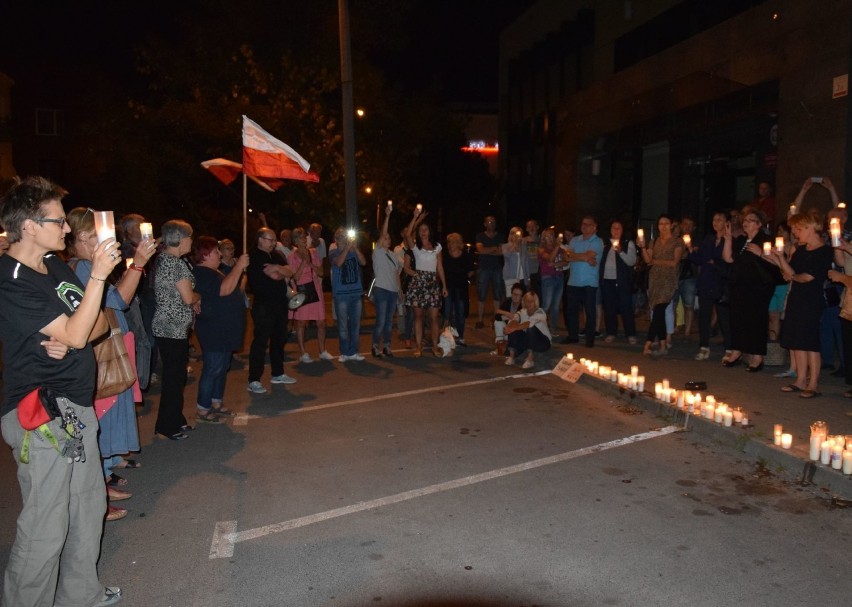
[0,338,849,606]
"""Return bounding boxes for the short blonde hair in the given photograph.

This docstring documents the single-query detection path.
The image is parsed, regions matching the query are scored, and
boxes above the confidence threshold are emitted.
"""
[789,210,823,233]
[523,291,540,308]
[446,232,464,246]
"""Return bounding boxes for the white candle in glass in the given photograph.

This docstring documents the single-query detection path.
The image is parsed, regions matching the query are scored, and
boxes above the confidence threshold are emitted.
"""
[809,435,822,461]
[741,413,749,426]
[774,236,784,253]
[630,365,639,377]
[662,379,670,390]
[636,228,645,247]
[682,233,691,248]
[140,222,153,241]
[781,433,792,449]
[820,440,831,465]
[843,450,852,475]
[93,211,116,244]
[415,203,423,214]
[732,407,743,423]
[762,241,771,255]
[831,445,843,469]
[714,407,724,424]
[567,353,573,360]
[655,383,663,399]
[724,411,733,427]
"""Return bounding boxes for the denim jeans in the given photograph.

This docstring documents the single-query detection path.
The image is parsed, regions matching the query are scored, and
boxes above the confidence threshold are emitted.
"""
[541,275,564,332]
[444,287,468,339]
[372,287,397,347]
[197,351,233,409]
[335,292,363,356]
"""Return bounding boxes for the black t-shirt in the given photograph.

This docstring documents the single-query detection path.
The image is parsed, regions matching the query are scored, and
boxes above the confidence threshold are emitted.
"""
[0,253,97,416]
[246,248,288,305]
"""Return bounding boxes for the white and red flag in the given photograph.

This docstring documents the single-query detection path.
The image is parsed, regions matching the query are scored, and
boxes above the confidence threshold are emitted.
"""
[200,158,284,192]
[241,115,320,183]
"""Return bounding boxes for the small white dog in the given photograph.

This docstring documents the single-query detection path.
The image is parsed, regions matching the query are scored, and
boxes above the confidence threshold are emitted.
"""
[438,326,458,357]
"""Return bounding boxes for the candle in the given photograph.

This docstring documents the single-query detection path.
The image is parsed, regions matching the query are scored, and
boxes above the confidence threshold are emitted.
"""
[839,202,847,209]
[636,228,645,247]
[830,218,842,247]
[789,203,798,215]
[630,365,639,377]
[781,433,792,449]
[637,376,645,392]
[843,450,852,475]
[567,353,573,360]
[682,234,691,248]
[655,383,663,400]
[662,379,670,390]
[610,369,617,382]
[705,404,715,420]
[93,210,116,244]
[831,435,846,450]
[140,222,153,241]
[762,241,771,255]
[676,391,684,408]
[415,203,423,214]
[732,407,743,423]
[846,435,852,450]
[820,440,831,465]
[831,445,843,469]
[774,236,784,253]
[741,413,749,426]
[773,424,783,446]
[714,407,724,424]
[387,200,393,211]
[724,411,733,427]
[706,395,716,407]
[809,434,822,461]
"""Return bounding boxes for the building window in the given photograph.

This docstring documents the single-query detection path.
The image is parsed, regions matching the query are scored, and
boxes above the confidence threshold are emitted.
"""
[35,109,63,136]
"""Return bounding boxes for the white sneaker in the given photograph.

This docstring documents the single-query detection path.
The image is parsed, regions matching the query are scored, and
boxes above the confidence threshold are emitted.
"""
[270,373,297,384]
[247,381,267,394]
[319,350,335,361]
[299,353,313,363]
[93,586,122,607]
[522,359,535,369]
[350,353,365,361]
[339,354,350,362]
[505,356,514,366]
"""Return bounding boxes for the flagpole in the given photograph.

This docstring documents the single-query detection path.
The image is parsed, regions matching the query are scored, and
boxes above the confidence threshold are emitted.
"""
[242,172,248,253]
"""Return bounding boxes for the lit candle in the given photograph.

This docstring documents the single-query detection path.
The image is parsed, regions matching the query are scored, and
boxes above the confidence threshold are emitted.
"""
[636,228,645,247]
[415,203,423,214]
[637,376,645,392]
[762,241,771,255]
[774,236,784,253]
[820,440,831,465]
[630,365,639,377]
[662,379,670,390]
[387,200,393,211]
[732,407,743,423]
[93,210,116,244]
[723,411,733,427]
[706,395,716,407]
[610,369,617,382]
[843,450,852,475]
[809,434,822,461]
[655,383,663,400]
[789,203,797,215]
[831,445,843,469]
[839,202,847,209]
[774,424,783,446]
[676,391,684,408]
[831,435,846,450]
[781,433,792,449]
[140,222,153,241]
[714,406,724,424]
[682,234,691,249]
[740,413,749,426]
[567,353,573,360]
[830,218,842,247]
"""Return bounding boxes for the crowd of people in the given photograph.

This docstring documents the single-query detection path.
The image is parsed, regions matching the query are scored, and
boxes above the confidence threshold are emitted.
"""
[1,173,852,606]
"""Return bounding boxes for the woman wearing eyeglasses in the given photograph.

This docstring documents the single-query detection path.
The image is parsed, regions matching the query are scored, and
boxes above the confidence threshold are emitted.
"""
[721,208,782,371]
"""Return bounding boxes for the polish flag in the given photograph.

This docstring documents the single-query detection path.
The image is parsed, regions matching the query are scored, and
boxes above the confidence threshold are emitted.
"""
[201,158,285,192]
[242,115,320,183]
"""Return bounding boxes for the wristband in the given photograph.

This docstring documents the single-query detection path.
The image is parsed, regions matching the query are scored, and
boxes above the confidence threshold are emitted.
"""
[89,275,107,282]
[128,263,145,273]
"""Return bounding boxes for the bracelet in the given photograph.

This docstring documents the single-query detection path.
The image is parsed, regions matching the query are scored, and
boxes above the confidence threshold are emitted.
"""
[128,263,145,274]
[89,275,107,282]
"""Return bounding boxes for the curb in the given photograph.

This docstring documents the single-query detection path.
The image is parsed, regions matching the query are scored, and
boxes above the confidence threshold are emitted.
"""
[574,371,852,500]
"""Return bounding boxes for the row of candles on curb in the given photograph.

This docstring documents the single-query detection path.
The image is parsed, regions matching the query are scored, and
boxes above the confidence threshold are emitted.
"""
[572,354,852,475]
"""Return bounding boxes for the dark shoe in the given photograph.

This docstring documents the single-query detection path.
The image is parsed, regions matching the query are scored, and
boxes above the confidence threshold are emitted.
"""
[179,424,194,432]
[382,346,394,357]
[562,337,579,344]
[780,384,803,393]
[371,345,383,358]
[156,431,189,441]
[722,356,742,368]
[107,473,127,487]
[745,362,764,373]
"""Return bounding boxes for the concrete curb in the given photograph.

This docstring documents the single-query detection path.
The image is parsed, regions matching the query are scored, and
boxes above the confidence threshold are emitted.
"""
[574,371,852,500]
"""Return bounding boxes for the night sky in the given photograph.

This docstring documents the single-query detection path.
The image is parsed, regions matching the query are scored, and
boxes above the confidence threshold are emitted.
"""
[1,0,537,105]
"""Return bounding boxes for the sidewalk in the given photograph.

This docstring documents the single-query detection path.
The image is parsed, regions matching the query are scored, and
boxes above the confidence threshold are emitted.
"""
[514,328,852,500]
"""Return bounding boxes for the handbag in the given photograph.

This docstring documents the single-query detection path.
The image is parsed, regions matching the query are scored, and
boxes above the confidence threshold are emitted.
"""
[93,308,136,399]
[295,267,320,305]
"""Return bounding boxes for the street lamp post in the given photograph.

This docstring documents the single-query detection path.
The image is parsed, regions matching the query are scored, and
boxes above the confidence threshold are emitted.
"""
[338,0,357,229]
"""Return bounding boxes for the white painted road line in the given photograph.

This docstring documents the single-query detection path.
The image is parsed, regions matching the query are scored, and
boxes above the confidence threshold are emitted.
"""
[210,424,681,558]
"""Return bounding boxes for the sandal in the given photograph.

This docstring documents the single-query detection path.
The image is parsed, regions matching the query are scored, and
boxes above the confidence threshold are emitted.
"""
[773,370,796,379]
[799,390,822,399]
[115,458,141,469]
[107,473,127,487]
[196,410,223,424]
[780,384,803,393]
[211,404,236,417]
[106,506,128,522]
[694,347,710,361]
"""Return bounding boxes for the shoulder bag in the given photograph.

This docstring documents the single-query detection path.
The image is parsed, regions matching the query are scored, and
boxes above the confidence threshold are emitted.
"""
[93,308,137,399]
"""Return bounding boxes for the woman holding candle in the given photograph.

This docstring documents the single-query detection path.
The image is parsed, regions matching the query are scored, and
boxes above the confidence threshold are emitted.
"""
[828,215,852,398]
[638,214,683,356]
[538,228,567,336]
[504,291,552,369]
[66,207,158,519]
[600,220,637,344]
[152,219,199,440]
[690,212,730,360]
[721,209,781,371]
[767,210,832,397]
[501,227,528,296]
[191,236,250,422]
[288,227,332,362]
[371,207,404,356]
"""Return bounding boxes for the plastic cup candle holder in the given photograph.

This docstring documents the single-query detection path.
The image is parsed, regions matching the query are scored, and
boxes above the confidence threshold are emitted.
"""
[93,211,116,244]
[781,433,792,449]
[140,222,153,241]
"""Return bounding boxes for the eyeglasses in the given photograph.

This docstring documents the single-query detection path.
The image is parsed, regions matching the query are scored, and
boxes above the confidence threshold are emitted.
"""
[38,217,67,229]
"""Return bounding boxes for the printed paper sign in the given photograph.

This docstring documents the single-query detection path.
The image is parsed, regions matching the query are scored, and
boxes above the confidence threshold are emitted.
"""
[552,356,584,383]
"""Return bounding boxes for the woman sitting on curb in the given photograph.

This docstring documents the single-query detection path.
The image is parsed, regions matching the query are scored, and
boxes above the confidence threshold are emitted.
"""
[504,291,552,369]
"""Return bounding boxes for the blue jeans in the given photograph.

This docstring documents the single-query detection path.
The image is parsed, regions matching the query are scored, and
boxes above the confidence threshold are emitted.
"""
[372,287,397,347]
[477,268,502,302]
[444,287,468,339]
[197,351,233,409]
[335,292,363,356]
[541,275,564,332]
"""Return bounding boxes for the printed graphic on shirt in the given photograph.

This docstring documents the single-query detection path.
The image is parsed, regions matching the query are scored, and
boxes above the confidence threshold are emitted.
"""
[56,282,85,312]
[340,257,360,285]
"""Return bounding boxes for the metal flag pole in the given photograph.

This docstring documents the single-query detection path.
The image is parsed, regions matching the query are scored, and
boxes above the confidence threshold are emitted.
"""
[243,172,248,253]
